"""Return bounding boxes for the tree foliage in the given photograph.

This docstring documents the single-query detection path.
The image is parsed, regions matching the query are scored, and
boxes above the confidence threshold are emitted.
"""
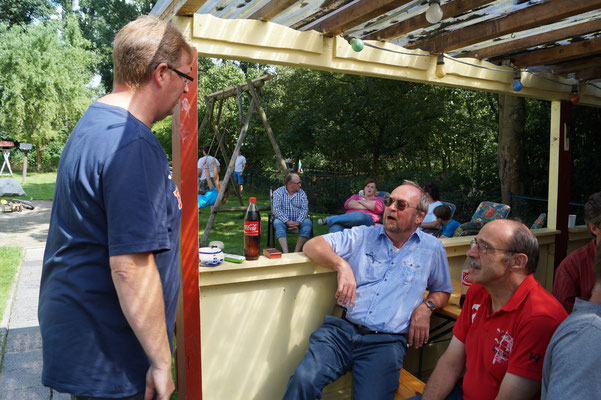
[0,16,98,171]
[0,0,55,26]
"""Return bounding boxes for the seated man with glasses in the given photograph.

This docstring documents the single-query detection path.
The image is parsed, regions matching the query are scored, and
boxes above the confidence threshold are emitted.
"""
[272,173,312,253]
[415,219,567,400]
[283,180,453,399]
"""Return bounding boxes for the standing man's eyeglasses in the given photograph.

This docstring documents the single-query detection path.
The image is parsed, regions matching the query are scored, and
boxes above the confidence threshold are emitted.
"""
[384,196,417,211]
[166,65,194,85]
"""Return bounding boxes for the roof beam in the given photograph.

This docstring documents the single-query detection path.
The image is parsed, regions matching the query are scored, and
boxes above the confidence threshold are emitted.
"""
[463,18,601,60]
[362,0,494,41]
[291,0,349,30]
[545,56,601,75]
[300,0,412,36]
[575,67,601,82]
[512,36,601,68]
[150,0,206,20]
[406,0,601,53]
[249,0,297,21]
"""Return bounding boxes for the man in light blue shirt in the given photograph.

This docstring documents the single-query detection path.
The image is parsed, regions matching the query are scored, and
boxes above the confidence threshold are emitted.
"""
[283,181,452,400]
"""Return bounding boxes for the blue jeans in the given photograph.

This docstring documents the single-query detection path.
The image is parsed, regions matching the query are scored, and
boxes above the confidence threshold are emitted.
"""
[233,171,243,184]
[71,392,146,400]
[273,218,312,238]
[326,212,374,233]
[282,315,407,400]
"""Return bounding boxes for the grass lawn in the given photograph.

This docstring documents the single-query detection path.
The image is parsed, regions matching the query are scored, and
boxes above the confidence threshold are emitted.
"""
[0,247,23,323]
[3,172,57,201]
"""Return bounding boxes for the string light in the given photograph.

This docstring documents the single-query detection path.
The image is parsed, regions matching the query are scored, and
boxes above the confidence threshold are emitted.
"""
[570,85,580,104]
[435,54,446,78]
[350,38,364,52]
[425,1,443,24]
[512,71,523,92]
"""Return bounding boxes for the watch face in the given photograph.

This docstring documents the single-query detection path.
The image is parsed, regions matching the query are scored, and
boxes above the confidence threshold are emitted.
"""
[426,301,436,310]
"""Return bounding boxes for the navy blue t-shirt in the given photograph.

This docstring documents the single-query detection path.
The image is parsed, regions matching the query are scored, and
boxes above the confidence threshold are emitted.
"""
[39,102,182,397]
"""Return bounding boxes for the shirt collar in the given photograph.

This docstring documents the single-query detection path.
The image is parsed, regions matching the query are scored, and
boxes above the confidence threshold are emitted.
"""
[498,274,537,313]
[377,225,421,245]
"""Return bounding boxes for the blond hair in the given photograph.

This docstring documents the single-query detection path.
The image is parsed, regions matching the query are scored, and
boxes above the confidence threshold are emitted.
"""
[113,16,193,88]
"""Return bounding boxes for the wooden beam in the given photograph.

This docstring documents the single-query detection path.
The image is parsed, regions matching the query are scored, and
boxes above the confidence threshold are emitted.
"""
[301,0,412,36]
[464,18,601,60]
[545,56,601,75]
[206,74,274,100]
[249,0,297,21]
[177,0,207,16]
[576,67,601,82]
[362,0,493,41]
[291,0,348,30]
[150,0,205,20]
[406,0,601,53]
[512,36,601,68]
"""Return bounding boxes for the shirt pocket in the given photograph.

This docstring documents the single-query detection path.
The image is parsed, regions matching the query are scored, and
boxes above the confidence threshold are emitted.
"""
[362,257,388,282]
[398,260,418,285]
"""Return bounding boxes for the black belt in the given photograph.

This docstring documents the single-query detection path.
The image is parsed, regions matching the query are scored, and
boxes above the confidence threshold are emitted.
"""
[342,316,401,336]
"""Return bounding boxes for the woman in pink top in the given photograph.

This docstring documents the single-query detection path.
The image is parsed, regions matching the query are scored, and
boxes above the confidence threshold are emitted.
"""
[317,179,385,233]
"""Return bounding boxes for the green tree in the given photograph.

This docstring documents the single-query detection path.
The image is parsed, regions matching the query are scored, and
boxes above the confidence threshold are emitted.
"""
[0,16,98,171]
[0,0,55,26]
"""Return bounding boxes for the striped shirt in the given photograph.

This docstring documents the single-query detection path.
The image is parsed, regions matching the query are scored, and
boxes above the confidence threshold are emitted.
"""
[553,239,596,313]
[272,186,308,223]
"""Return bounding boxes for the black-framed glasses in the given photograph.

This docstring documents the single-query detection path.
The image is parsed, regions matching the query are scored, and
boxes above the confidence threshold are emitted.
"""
[289,181,301,185]
[167,65,194,85]
[384,196,417,211]
[470,238,516,254]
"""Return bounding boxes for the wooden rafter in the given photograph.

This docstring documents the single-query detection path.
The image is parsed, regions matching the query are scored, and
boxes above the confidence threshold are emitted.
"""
[300,0,412,36]
[512,36,601,68]
[291,0,349,30]
[575,67,601,82]
[177,0,207,16]
[544,56,601,75]
[249,0,297,21]
[362,0,494,41]
[406,0,601,53]
[463,18,601,60]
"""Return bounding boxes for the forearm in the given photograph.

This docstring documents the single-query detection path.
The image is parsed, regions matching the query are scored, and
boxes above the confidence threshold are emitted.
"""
[421,220,441,229]
[303,237,347,272]
[110,253,172,369]
[426,291,451,308]
[422,341,465,400]
[346,200,367,210]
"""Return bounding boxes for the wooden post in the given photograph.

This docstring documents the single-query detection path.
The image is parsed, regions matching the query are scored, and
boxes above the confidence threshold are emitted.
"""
[246,80,288,176]
[172,49,202,400]
[22,154,28,185]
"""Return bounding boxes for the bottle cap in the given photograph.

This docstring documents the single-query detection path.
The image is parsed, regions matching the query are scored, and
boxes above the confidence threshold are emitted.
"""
[249,197,256,203]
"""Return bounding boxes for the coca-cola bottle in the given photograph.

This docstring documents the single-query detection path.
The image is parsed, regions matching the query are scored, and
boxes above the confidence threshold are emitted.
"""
[244,197,261,260]
[460,258,472,308]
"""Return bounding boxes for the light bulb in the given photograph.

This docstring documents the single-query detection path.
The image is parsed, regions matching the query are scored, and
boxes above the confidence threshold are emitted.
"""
[435,55,445,78]
[570,85,580,104]
[512,70,522,91]
[426,1,443,24]
[350,38,364,52]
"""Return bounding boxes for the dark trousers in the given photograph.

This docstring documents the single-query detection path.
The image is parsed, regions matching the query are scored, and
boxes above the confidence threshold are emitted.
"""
[71,392,147,400]
[282,315,407,400]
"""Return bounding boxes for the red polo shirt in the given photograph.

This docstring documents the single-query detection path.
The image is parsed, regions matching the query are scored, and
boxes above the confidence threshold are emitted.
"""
[454,275,567,400]
[553,239,596,313]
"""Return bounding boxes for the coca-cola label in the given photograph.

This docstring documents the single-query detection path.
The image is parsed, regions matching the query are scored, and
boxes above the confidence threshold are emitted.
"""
[244,220,260,236]
[462,270,472,286]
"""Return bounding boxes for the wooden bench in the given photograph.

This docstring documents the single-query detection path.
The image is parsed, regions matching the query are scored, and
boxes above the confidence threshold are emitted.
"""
[395,369,425,400]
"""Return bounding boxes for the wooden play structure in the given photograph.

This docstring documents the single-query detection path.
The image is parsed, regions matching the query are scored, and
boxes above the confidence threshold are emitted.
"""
[198,74,289,244]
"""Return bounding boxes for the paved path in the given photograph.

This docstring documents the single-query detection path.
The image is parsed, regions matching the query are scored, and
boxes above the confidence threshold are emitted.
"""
[0,201,69,399]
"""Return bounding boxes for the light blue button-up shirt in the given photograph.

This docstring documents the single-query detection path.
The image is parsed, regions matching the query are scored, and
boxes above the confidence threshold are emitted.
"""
[323,224,453,334]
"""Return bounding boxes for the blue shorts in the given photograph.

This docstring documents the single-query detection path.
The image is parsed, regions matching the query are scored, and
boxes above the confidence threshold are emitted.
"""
[233,171,244,184]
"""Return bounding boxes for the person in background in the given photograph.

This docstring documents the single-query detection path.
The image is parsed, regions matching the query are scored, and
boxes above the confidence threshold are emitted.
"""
[416,220,567,400]
[542,240,601,399]
[317,179,385,233]
[197,144,220,194]
[272,173,312,253]
[553,191,601,313]
[434,204,460,238]
[198,159,229,209]
[39,16,192,400]
[283,181,452,400]
[420,183,443,234]
[233,149,246,193]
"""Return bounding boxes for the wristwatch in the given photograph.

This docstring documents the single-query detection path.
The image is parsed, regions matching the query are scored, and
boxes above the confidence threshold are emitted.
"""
[423,300,436,311]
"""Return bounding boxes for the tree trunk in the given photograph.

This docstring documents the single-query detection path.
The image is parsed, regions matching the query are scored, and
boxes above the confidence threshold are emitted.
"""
[35,140,44,173]
[498,94,525,205]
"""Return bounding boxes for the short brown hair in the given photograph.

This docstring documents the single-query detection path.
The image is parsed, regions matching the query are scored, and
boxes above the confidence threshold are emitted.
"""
[364,179,377,188]
[434,205,451,221]
[113,16,193,88]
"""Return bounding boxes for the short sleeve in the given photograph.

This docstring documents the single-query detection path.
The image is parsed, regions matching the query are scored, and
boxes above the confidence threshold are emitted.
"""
[453,285,477,343]
[507,315,561,380]
[103,138,170,256]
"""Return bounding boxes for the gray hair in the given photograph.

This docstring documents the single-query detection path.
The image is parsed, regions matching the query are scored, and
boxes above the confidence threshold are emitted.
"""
[504,220,539,274]
[584,192,601,229]
[402,180,429,214]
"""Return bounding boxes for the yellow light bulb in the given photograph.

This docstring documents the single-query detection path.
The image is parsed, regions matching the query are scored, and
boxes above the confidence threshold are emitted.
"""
[435,63,445,78]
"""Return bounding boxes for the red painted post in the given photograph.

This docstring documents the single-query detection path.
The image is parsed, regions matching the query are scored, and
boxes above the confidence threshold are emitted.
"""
[172,48,201,399]
[553,100,572,270]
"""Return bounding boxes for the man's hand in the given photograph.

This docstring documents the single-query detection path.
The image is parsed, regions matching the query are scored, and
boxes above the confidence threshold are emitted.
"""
[408,303,431,348]
[335,262,356,307]
[286,220,300,228]
[145,363,175,400]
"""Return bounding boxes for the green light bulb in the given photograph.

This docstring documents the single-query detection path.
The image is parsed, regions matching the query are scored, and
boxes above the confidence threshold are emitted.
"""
[350,38,364,52]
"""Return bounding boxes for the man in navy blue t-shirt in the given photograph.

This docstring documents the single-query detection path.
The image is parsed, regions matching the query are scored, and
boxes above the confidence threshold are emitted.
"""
[39,16,193,400]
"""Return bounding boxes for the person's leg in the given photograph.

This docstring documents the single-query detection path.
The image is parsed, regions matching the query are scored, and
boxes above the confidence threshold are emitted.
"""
[273,219,289,253]
[282,316,353,400]
[71,391,145,400]
[327,212,373,233]
[294,236,308,252]
[405,382,463,400]
[351,334,407,400]
[293,219,312,252]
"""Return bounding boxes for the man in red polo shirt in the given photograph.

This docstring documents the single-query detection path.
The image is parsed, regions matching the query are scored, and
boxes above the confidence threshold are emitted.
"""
[418,220,567,400]
[553,192,601,313]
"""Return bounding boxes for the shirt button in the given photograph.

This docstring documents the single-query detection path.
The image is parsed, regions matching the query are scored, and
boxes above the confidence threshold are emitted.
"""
[376,293,379,296]
[385,279,388,281]
[369,311,373,314]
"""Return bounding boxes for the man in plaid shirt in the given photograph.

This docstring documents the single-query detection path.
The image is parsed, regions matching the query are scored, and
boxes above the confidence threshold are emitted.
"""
[272,173,312,253]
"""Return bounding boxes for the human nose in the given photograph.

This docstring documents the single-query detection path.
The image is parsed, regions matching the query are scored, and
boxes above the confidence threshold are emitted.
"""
[466,244,479,258]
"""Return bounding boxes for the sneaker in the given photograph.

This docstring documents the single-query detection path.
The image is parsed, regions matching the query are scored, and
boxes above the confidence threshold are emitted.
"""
[318,218,327,226]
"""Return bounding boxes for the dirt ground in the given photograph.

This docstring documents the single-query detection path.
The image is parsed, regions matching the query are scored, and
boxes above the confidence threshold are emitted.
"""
[0,200,52,248]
